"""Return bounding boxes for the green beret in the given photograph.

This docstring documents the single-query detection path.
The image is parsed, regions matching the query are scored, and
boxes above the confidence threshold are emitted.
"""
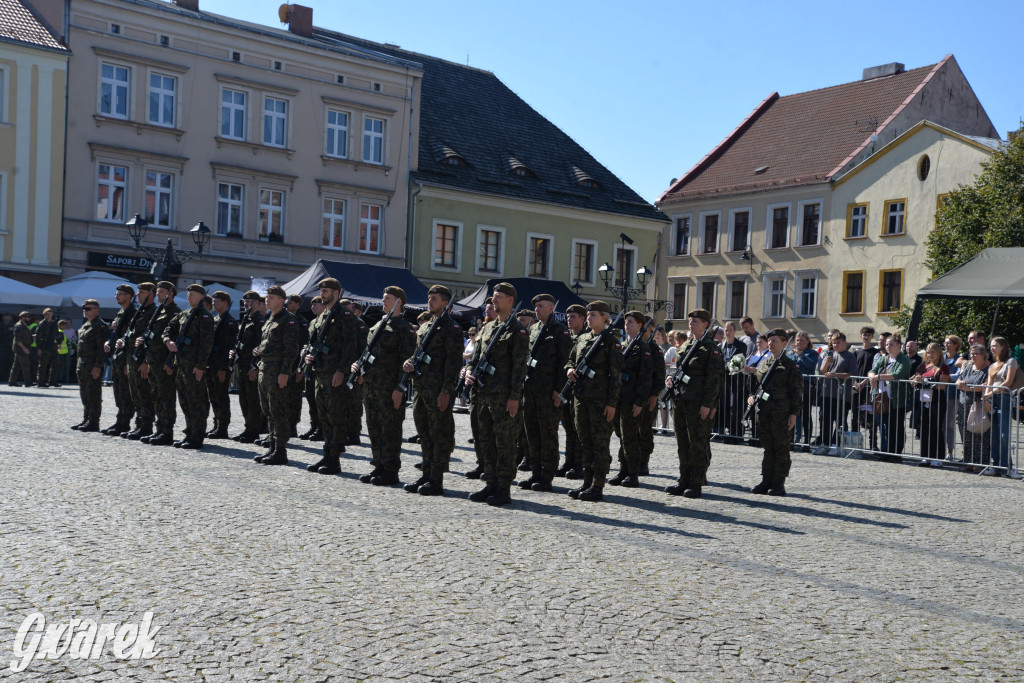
[115,284,136,295]
[492,282,517,299]
[242,290,261,301]
[427,284,452,300]
[587,301,611,314]
[265,285,287,299]
[156,280,176,293]
[566,304,586,316]
[317,278,342,291]
[211,290,231,303]
[384,286,408,306]
[186,284,206,295]
[137,282,157,293]
[687,308,711,323]
[532,293,555,306]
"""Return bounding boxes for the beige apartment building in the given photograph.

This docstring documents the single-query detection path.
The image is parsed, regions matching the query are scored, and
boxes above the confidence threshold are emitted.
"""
[50,0,421,289]
[656,56,998,338]
[0,0,68,286]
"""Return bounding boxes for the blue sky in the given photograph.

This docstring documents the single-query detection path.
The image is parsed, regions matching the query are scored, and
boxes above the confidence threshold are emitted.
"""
[206,0,1023,203]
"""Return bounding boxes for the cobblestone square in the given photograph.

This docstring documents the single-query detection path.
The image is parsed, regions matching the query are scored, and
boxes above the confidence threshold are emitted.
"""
[2,385,1022,681]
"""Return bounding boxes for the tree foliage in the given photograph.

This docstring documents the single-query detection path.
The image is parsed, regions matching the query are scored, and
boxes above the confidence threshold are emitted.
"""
[895,129,1024,346]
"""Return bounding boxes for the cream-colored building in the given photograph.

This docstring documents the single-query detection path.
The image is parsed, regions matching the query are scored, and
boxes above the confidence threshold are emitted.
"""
[0,0,68,286]
[828,121,999,334]
[55,0,421,289]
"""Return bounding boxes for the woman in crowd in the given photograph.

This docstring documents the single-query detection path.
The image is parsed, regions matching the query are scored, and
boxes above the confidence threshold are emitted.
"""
[943,335,964,458]
[868,335,912,457]
[911,342,950,467]
[788,331,819,452]
[817,332,855,454]
[956,343,991,470]
[982,336,1018,474]
[716,321,748,443]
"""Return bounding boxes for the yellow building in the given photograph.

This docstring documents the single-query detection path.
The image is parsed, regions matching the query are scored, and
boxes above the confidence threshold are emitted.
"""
[0,0,68,286]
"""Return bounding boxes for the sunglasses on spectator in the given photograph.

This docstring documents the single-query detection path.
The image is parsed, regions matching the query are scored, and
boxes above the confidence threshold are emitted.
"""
[82,306,97,311]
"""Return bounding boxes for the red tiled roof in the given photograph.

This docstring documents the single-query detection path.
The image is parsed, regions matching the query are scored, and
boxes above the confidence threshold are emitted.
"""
[0,0,66,52]
[659,59,947,203]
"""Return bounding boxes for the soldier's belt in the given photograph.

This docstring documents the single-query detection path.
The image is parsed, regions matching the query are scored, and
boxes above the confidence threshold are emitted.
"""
[260,356,283,362]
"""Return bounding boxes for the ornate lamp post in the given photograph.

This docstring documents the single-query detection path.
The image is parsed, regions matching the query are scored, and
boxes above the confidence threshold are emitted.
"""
[597,234,672,317]
[126,214,212,281]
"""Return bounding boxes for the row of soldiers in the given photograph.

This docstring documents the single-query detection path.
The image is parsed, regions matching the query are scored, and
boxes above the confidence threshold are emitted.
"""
[66,277,803,505]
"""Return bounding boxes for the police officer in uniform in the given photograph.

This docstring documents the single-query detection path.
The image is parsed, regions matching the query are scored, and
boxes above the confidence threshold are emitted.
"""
[163,284,215,449]
[231,291,266,443]
[141,282,181,446]
[253,286,303,465]
[465,283,529,506]
[403,285,463,496]
[564,301,622,502]
[664,309,723,499]
[122,283,158,439]
[71,299,108,431]
[520,294,571,492]
[747,328,802,496]
[206,291,238,439]
[299,296,324,441]
[8,311,34,386]
[351,287,417,486]
[610,311,653,488]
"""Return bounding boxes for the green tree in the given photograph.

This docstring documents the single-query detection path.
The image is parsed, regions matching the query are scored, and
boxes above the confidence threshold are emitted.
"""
[896,129,1024,346]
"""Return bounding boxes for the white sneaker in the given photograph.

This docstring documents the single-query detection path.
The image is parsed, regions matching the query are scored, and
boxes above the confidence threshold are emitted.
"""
[979,466,998,476]
[827,447,838,456]
[930,459,943,467]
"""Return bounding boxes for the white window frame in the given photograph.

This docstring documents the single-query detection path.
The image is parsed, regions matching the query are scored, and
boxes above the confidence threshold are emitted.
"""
[0,66,9,123]
[147,71,176,127]
[144,169,174,229]
[847,203,867,239]
[571,237,598,286]
[321,197,346,250]
[220,87,247,140]
[99,61,130,119]
[362,116,385,164]
[216,181,244,237]
[475,224,506,277]
[725,277,748,320]
[262,96,288,148]
[671,214,692,256]
[765,202,791,250]
[696,278,717,319]
[794,270,818,319]
[0,171,7,233]
[884,199,906,236]
[669,280,688,319]
[698,211,721,255]
[612,243,639,288]
[727,207,752,253]
[431,219,463,272]
[96,162,128,222]
[325,108,350,159]
[525,232,554,279]
[258,187,286,241]
[796,199,823,247]
[358,203,383,254]
[763,273,789,320]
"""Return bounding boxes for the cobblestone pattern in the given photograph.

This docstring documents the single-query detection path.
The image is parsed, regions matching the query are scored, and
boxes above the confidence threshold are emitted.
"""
[1,385,1022,681]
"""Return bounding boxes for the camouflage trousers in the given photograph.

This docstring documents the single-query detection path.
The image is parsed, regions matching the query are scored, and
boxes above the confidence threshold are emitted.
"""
[573,397,615,482]
[8,352,31,385]
[412,390,455,479]
[314,372,350,456]
[756,412,793,487]
[640,406,656,467]
[236,366,264,433]
[289,370,304,428]
[258,361,291,444]
[365,386,406,475]
[523,387,561,481]
[176,365,210,441]
[111,359,135,426]
[304,374,318,430]
[148,363,177,435]
[127,358,154,429]
[469,399,484,467]
[37,350,60,385]
[473,393,519,488]
[560,397,580,471]
[206,369,231,431]
[76,363,102,422]
[672,399,713,488]
[615,402,645,476]
[348,382,364,440]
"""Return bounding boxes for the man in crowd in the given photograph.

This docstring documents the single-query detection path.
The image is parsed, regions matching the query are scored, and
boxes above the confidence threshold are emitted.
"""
[231,291,266,443]
[253,286,302,465]
[8,311,33,386]
[206,291,238,439]
[103,284,138,435]
[140,281,181,446]
[121,283,158,439]
[34,307,61,387]
[163,284,215,449]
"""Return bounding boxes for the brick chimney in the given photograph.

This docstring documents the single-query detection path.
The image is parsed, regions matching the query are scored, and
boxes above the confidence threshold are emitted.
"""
[284,4,313,37]
[862,62,905,81]
[174,0,199,11]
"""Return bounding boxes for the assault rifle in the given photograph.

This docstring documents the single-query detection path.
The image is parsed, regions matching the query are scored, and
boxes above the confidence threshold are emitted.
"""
[227,309,249,374]
[164,304,204,371]
[348,300,401,389]
[525,300,559,380]
[657,320,719,409]
[558,311,625,404]
[454,301,524,402]
[109,303,138,362]
[621,317,655,360]
[396,300,453,396]
[299,300,340,378]
[132,291,171,363]
[742,332,795,423]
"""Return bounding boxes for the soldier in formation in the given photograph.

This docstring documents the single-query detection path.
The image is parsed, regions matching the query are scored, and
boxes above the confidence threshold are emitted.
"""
[70,299,108,431]
[609,311,653,488]
[163,284,214,449]
[206,291,238,439]
[298,296,324,441]
[103,284,137,435]
[8,311,34,386]
[122,283,158,440]
[253,286,303,465]
[747,328,802,496]
[140,281,181,446]
[231,291,266,443]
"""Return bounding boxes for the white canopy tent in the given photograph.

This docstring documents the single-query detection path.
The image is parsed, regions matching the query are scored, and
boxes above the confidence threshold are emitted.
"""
[42,271,190,311]
[0,275,64,309]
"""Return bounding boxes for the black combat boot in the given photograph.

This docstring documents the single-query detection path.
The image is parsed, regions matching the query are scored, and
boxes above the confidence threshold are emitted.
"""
[102,422,127,436]
[299,426,318,440]
[206,426,229,439]
[125,426,152,440]
[148,433,173,446]
[665,482,687,496]
[179,440,203,450]
[418,476,444,496]
[70,419,88,431]
[370,471,400,486]
[607,470,627,486]
[404,475,429,493]
[682,487,702,499]
[307,447,329,472]
[531,478,553,492]
[486,485,512,507]
[620,475,640,488]
[750,481,771,495]
[79,421,100,433]
[255,439,276,463]
[254,435,271,447]
[317,453,341,475]
[578,485,604,502]
[518,474,538,490]
[568,475,593,500]
[261,446,288,466]
[464,466,483,479]
[564,468,584,480]
[307,429,323,442]
[233,430,257,444]
[767,484,787,497]
[468,483,494,502]
[359,468,380,484]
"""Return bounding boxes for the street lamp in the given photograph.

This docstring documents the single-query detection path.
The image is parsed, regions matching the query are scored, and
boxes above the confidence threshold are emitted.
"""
[571,281,583,296]
[597,234,672,317]
[126,214,212,280]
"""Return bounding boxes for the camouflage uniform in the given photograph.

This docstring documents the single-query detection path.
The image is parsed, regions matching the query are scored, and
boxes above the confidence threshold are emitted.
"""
[126,301,157,431]
[670,335,724,490]
[361,313,417,477]
[308,303,359,460]
[347,316,368,442]
[522,318,572,484]
[164,306,215,442]
[469,316,529,489]
[145,300,182,436]
[615,336,654,478]
[235,310,266,436]
[640,335,663,469]
[566,330,623,485]
[289,315,309,433]
[753,353,803,489]
[108,305,138,429]
[409,314,463,481]
[8,320,33,385]
[76,316,109,424]
[206,311,238,433]
[34,318,61,385]
[257,309,303,445]
[303,317,319,434]
[559,328,584,473]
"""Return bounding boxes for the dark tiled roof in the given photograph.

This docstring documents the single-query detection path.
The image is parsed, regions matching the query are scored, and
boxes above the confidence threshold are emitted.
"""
[0,0,66,52]
[314,30,665,223]
[660,60,946,202]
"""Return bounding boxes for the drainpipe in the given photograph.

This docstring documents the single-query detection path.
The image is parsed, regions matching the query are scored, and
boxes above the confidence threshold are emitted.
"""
[408,181,423,271]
